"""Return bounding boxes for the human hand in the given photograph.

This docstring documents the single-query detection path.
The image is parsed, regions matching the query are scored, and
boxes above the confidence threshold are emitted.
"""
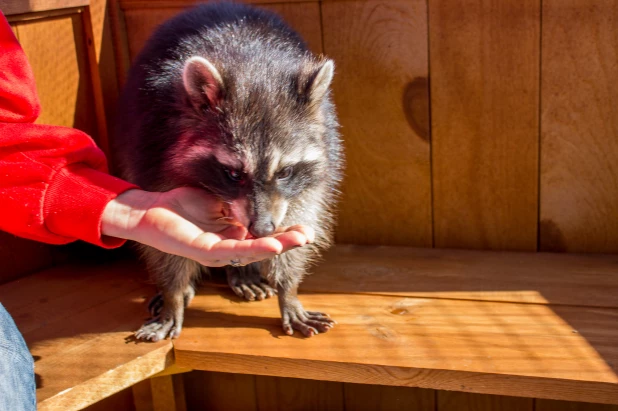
[101,187,314,267]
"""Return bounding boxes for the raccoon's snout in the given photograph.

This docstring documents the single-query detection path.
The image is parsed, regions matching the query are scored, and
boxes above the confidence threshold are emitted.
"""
[249,218,276,238]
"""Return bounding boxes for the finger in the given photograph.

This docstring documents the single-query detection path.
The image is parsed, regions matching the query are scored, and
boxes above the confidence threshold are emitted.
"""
[202,237,287,260]
[280,225,315,243]
[271,231,309,252]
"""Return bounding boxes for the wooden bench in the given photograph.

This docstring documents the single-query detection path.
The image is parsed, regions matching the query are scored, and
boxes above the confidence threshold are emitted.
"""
[1,245,616,409]
[1,0,617,409]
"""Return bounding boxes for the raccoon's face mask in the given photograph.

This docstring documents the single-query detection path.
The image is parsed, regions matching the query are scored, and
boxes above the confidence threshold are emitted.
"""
[178,55,335,238]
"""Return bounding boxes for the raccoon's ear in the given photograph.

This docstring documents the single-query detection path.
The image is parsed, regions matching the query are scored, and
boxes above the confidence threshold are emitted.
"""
[183,56,224,110]
[305,59,334,103]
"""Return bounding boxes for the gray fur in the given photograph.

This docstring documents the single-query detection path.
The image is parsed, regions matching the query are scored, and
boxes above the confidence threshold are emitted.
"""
[114,2,344,341]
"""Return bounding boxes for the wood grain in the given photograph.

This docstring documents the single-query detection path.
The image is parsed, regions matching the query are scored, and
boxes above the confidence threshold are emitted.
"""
[183,371,258,411]
[133,379,154,411]
[151,375,176,411]
[256,375,344,411]
[0,0,87,15]
[0,261,174,410]
[0,232,56,285]
[14,14,98,137]
[321,0,432,246]
[82,387,134,411]
[537,399,618,411]
[540,0,618,253]
[122,7,183,62]
[438,392,533,411]
[344,383,434,411]
[299,245,618,308]
[257,2,323,54]
[81,6,110,156]
[120,3,322,63]
[175,287,618,404]
[430,0,540,251]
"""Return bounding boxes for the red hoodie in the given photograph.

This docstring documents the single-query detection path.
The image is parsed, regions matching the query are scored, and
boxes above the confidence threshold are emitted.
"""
[0,12,137,248]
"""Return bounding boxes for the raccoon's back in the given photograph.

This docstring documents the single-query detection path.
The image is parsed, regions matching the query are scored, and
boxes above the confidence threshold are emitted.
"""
[113,2,310,186]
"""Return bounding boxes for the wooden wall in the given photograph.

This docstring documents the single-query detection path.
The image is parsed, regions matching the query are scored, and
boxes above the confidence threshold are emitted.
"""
[179,371,618,411]
[109,0,618,254]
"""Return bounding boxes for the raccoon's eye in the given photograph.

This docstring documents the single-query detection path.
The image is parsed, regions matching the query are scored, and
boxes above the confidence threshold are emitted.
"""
[277,166,293,180]
[224,169,245,183]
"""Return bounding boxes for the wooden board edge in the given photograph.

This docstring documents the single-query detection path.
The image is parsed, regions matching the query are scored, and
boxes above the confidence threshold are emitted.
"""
[38,343,174,411]
[175,351,618,406]
[0,0,89,16]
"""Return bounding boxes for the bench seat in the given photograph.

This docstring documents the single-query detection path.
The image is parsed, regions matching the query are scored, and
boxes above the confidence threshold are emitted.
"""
[1,245,617,409]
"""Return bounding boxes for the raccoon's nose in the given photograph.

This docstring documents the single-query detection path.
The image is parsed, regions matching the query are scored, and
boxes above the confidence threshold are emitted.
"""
[249,220,275,238]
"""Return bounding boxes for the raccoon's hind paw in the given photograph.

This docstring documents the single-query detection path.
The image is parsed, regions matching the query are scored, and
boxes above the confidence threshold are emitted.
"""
[281,304,336,338]
[227,269,276,301]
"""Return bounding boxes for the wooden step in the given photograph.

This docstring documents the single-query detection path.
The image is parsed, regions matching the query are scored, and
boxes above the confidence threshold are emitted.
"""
[1,245,617,409]
[174,245,618,405]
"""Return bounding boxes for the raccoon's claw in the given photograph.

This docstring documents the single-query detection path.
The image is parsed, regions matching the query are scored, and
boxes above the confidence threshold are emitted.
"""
[227,268,276,301]
[135,314,182,342]
[281,306,336,337]
[231,281,276,301]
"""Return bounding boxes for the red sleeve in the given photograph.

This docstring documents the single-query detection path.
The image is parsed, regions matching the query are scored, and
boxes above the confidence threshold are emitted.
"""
[0,12,138,248]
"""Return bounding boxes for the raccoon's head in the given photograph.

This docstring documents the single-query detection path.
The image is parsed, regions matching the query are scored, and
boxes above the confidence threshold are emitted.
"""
[170,55,337,238]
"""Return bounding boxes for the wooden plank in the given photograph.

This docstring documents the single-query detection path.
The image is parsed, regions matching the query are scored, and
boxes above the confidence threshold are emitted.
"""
[172,374,187,411]
[80,5,110,157]
[14,15,98,138]
[0,0,88,16]
[322,0,432,246]
[298,245,618,308]
[133,379,154,411]
[121,3,322,62]
[256,375,344,411]
[118,0,308,9]
[429,0,540,251]
[537,399,618,411]
[438,392,533,411]
[89,0,122,143]
[257,2,322,54]
[344,383,434,411]
[183,371,258,411]
[123,7,184,62]
[540,0,618,253]
[0,262,174,410]
[83,387,135,411]
[0,232,56,285]
[175,287,618,404]
[151,375,176,411]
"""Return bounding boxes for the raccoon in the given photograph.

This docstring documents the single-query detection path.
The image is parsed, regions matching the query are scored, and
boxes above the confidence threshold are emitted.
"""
[113,2,344,341]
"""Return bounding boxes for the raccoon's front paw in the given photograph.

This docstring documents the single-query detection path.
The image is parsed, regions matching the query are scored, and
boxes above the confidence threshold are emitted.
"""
[227,267,276,301]
[281,301,336,337]
[135,308,184,342]
[148,286,195,317]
